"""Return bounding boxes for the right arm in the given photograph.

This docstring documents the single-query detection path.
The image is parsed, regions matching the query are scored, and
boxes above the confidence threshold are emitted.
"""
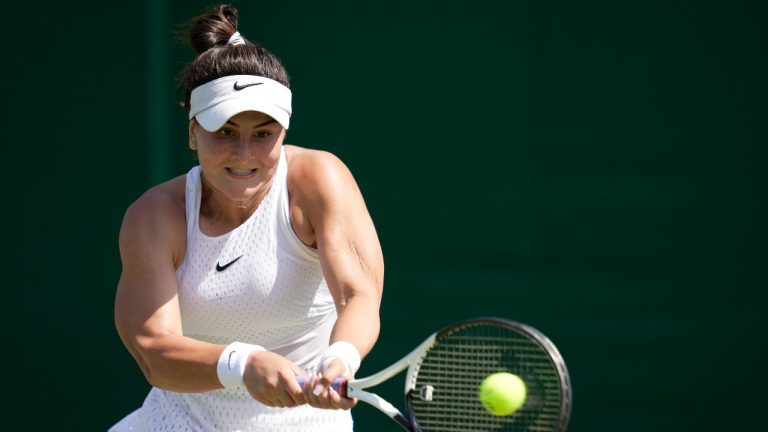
[113,185,305,406]
[114,185,224,392]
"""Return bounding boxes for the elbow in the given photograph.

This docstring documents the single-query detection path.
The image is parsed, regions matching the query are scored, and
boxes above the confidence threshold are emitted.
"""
[143,369,172,390]
[133,335,173,389]
[117,330,168,389]
[138,360,158,387]
[131,338,158,386]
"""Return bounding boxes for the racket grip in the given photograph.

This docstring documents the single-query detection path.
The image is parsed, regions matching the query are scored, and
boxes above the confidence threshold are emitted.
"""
[296,376,349,398]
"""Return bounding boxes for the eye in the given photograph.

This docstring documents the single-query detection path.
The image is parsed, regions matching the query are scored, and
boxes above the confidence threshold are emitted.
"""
[217,128,236,137]
[255,131,271,138]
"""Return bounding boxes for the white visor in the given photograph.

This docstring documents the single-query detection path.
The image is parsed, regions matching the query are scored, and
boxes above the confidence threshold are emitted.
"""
[189,75,292,131]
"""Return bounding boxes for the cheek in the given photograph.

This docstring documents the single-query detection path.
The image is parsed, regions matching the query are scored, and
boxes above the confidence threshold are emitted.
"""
[257,135,284,159]
[194,148,215,164]
[263,142,282,159]
[196,142,228,160]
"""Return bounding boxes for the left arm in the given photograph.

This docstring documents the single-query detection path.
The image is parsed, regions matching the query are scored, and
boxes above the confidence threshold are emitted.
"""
[288,147,384,405]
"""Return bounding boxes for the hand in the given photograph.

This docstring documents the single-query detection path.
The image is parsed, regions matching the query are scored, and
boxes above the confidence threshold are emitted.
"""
[303,358,357,410]
[242,351,307,408]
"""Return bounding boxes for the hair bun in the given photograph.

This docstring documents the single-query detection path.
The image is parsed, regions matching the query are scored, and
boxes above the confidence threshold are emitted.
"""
[188,4,240,54]
[178,4,290,111]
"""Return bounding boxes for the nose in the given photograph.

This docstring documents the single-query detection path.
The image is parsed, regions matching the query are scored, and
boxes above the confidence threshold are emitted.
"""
[233,136,255,160]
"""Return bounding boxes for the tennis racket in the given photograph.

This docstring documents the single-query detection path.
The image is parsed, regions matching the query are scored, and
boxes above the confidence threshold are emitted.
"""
[298,317,571,431]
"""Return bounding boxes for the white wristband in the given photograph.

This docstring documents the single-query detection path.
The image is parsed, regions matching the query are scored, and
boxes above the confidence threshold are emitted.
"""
[217,342,265,388]
[319,341,361,377]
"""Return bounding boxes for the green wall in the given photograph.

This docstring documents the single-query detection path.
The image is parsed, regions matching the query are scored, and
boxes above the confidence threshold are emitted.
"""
[2,1,764,430]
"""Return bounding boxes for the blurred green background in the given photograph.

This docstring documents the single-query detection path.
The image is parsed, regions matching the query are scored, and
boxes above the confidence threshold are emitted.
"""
[1,0,764,430]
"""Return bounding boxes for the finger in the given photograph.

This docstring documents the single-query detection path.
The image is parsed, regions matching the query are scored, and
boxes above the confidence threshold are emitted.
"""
[286,387,306,406]
[260,396,282,408]
[331,394,356,410]
[272,374,303,406]
[315,359,348,396]
[275,386,304,408]
[246,387,276,407]
[306,376,333,408]
[301,375,318,401]
[312,374,328,397]
[325,383,357,410]
[284,379,306,405]
[310,384,356,410]
[316,376,342,409]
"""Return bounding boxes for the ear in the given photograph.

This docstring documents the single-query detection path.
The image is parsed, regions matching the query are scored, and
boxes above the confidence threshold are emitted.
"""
[188,120,197,150]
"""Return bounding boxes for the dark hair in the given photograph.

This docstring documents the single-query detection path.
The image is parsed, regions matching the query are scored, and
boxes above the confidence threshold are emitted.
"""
[177,4,290,113]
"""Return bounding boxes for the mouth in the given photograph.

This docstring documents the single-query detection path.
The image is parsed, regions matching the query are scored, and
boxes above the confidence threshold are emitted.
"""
[226,167,258,179]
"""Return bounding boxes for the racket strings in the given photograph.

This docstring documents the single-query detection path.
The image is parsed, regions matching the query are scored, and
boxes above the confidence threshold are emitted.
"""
[410,322,564,431]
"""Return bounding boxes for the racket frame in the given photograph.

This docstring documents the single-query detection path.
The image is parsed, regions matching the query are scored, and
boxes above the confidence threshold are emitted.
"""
[302,317,571,432]
[404,317,572,432]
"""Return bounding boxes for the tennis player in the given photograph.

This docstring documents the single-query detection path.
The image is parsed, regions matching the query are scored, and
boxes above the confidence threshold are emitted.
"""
[110,4,383,431]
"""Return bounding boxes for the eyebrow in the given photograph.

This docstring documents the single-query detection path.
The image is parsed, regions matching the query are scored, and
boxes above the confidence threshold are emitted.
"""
[225,118,277,128]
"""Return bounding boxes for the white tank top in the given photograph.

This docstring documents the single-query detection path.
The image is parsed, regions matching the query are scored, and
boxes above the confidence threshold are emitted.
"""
[123,148,353,432]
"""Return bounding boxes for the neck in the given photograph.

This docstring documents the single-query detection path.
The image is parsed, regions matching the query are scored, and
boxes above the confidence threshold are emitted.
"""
[235,192,262,210]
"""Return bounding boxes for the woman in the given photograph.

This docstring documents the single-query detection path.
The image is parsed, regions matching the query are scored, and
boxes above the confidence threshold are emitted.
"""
[111,5,383,431]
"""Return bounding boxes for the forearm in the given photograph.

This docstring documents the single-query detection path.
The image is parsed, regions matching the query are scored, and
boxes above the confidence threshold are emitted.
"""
[329,291,381,359]
[128,333,224,392]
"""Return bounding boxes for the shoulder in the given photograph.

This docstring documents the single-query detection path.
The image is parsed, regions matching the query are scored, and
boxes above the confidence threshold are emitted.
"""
[284,145,357,199]
[120,175,187,265]
[123,176,186,227]
[283,145,367,246]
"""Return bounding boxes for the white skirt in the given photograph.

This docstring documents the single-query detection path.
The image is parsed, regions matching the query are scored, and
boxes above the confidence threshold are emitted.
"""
[110,387,353,432]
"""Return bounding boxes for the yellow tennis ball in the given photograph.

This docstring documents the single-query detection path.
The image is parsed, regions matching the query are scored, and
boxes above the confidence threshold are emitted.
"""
[478,372,527,416]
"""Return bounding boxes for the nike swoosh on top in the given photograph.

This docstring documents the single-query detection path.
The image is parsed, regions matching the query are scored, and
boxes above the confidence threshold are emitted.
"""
[233,81,263,91]
[216,255,243,272]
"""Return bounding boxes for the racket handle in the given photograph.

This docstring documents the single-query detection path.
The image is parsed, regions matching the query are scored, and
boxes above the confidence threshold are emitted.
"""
[296,376,349,398]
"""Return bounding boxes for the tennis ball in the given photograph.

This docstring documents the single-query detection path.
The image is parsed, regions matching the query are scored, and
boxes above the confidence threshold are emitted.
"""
[478,372,527,416]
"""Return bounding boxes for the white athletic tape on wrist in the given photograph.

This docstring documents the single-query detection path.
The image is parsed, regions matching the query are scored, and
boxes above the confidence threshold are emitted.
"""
[319,341,361,377]
[217,342,265,388]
